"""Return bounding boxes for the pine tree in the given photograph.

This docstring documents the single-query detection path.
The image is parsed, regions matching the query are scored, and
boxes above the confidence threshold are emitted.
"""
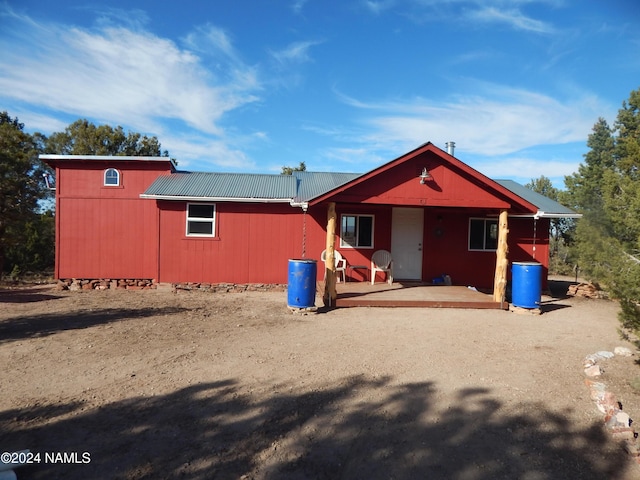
[0,112,45,277]
[567,88,640,332]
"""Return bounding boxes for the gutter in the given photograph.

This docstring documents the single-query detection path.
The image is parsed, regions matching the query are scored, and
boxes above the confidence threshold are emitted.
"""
[289,200,309,211]
[508,211,583,220]
[139,194,294,204]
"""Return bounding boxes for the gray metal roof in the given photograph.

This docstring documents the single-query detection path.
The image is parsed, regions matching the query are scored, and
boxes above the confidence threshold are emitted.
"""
[142,172,298,201]
[141,170,363,203]
[140,169,579,217]
[494,179,580,218]
[292,171,361,202]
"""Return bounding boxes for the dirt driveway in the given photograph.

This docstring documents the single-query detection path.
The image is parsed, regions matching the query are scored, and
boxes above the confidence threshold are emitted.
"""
[1,283,640,479]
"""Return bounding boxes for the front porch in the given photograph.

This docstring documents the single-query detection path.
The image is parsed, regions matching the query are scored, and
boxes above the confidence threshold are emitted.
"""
[326,281,508,309]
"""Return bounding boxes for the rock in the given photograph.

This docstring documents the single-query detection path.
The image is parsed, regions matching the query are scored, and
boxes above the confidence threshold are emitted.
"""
[597,391,618,414]
[567,282,603,298]
[624,439,640,457]
[596,350,614,359]
[584,364,602,377]
[585,352,613,364]
[614,346,634,357]
[616,411,632,427]
[610,427,636,441]
[605,410,631,428]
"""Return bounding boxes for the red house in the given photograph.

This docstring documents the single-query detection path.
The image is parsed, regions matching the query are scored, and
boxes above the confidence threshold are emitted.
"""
[42,142,579,294]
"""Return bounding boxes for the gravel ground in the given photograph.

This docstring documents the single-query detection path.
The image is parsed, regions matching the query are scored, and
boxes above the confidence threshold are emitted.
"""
[1,282,640,479]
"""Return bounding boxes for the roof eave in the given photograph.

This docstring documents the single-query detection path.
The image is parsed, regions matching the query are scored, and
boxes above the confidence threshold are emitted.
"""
[139,194,294,204]
[40,154,172,162]
[509,211,583,219]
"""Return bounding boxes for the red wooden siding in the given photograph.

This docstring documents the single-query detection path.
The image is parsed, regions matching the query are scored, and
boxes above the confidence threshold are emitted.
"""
[54,161,170,279]
[49,152,552,291]
[157,202,325,284]
[326,151,517,210]
[311,203,549,290]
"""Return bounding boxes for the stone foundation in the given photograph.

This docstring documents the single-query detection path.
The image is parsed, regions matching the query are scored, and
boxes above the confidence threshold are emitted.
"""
[57,278,158,291]
[172,282,286,293]
[56,278,287,293]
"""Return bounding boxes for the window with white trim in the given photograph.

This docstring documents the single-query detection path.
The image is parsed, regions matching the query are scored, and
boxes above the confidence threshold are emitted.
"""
[186,203,216,237]
[469,218,498,251]
[104,168,120,186]
[340,214,374,248]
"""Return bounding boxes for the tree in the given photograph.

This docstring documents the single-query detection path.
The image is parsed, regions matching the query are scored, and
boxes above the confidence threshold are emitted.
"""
[525,176,575,274]
[563,117,615,218]
[4,210,55,276]
[45,119,168,156]
[281,161,306,175]
[565,87,640,332]
[0,112,46,278]
[0,116,172,278]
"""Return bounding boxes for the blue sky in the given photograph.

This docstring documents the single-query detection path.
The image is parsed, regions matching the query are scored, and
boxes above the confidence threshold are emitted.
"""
[1,0,639,188]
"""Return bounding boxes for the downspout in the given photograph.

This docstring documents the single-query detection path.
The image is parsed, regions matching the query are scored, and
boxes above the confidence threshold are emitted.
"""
[291,201,310,259]
[301,204,307,258]
[532,217,538,260]
[156,203,161,283]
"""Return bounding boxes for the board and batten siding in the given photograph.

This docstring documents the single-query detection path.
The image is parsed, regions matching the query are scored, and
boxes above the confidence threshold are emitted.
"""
[54,161,169,280]
[157,202,314,284]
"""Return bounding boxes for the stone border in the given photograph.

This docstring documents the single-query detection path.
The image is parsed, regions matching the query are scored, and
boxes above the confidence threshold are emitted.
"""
[56,279,287,294]
[583,347,640,461]
[57,279,157,290]
[172,282,286,293]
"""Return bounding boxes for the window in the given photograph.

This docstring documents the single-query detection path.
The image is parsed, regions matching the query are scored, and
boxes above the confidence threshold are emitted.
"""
[186,203,216,237]
[469,218,498,251]
[340,214,374,248]
[104,168,120,186]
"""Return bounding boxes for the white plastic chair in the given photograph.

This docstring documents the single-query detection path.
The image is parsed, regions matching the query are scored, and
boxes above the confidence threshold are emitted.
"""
[321,249,347,283]
[371,250,393,285]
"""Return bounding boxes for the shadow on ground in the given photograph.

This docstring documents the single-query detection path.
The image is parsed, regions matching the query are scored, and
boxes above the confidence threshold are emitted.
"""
[0,287,62,304]
[0,376,630,480]
[0,306,188,344]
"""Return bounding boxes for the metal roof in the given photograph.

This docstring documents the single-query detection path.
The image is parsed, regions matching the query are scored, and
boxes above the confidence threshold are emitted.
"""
[141,172,299,202]
[140,169,579,218]
[141,170,363,204]
[493,180,581,218]
[292,171,362,202]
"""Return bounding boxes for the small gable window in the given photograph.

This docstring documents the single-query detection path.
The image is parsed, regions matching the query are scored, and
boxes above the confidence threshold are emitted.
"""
[186,203,216,237]
[104,168,120,186]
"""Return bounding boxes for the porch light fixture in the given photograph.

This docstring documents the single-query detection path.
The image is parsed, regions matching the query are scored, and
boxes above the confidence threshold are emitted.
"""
[419,167,432,184]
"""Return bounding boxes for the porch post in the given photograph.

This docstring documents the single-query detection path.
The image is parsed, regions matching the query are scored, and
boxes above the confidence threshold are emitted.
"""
[493,210,509,303]
[323,202,337,307]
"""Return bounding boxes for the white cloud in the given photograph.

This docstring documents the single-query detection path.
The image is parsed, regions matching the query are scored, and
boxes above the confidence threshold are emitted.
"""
[181,24,238,61]
[269,40,323,65]
[466,6,555,34]
[0,9,261,138]
[292,0,310,14]
[334,84,609,157]
[381,0,558,34]
[160,131,257,170]
[474,157,580,185]
[363,0,397,15]
[15,111,69,135]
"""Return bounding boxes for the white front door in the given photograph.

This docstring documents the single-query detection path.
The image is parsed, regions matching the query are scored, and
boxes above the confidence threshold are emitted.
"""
[391,207,424,281]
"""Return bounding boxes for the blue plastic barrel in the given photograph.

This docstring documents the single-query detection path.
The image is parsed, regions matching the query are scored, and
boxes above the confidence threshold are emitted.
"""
[511,262,542,309]
[287,259,317,308]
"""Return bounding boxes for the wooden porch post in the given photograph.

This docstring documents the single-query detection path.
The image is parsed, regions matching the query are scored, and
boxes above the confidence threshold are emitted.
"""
[323,202,337,307]
[493,210,509,303]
